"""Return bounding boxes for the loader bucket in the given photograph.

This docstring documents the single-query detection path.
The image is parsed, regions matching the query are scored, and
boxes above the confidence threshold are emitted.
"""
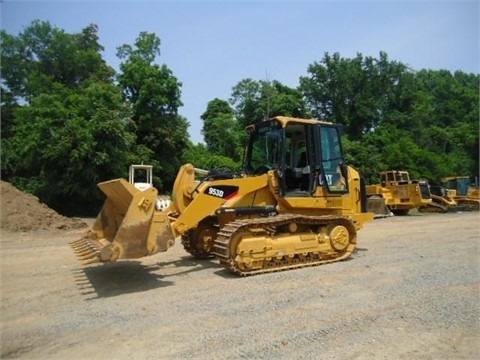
[366,197,393,218]
[70,178,175,265]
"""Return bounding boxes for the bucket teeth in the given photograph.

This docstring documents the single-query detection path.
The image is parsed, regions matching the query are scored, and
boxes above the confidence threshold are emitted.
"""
[73,246,96,255]
[77,251,98,259]
[83,257,100,265]
[72,244,92,252]
[70,237,103,265]
[71,243,92,251]
[72,241,95,248]
[73,249,92,256]
[78,255,99,263]
[70,237,92,244]
[70,240,90,247]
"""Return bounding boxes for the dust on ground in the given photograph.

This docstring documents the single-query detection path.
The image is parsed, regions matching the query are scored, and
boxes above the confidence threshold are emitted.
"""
[0,181,88,232]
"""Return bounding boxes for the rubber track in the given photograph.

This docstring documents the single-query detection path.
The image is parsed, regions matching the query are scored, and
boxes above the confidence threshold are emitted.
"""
[213,214,357,276]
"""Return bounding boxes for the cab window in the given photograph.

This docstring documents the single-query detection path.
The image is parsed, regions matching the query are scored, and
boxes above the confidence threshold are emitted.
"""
[318,126,347,193]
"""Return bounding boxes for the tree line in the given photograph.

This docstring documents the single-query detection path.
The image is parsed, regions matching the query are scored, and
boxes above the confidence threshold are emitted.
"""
[1,21,478,216]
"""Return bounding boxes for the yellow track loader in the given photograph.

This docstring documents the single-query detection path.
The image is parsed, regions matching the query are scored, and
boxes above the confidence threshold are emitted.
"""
[441,176,479,211]
[417,184,466,213]
[71,116,374,275]
[366,170,432,216]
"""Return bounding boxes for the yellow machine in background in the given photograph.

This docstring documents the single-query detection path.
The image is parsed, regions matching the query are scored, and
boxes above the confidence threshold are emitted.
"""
[366,170,432,216]
[441,176,479,211]
[419,176,479,213]
[71,116,374,275]
[417,184,463,213]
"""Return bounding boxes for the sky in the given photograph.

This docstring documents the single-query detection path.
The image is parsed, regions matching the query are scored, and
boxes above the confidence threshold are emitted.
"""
[2,0,479,144]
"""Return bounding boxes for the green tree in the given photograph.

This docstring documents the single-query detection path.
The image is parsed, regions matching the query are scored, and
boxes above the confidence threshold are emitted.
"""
[1,21,113,99]
[228,79,309,151]
[182,143,240,173]
[11,84,134,214]
[230,79,309,129]
[300,52,479,182]
[413,70,479,177]
[116,32,189,192]
[1,21,133,215]
[300,51,411,140]
[201,99,240,161]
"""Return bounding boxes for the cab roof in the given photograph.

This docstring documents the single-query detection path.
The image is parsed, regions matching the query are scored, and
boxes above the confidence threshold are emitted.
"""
[271,116,333,127]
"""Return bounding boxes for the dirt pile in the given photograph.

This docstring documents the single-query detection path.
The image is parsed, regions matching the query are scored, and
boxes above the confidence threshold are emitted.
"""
[0,181,88,232]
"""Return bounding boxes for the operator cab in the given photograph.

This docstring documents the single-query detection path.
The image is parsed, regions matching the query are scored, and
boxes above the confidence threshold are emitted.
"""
[244,117,348,197]
[442,177,471,197]
[380,170,411,186]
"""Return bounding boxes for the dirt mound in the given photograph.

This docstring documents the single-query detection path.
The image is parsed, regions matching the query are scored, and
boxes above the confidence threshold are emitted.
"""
[0,181,88,232]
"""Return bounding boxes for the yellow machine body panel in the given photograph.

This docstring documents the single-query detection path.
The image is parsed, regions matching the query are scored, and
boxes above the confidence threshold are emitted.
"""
[276,166,373,229]
[167,168,275,237]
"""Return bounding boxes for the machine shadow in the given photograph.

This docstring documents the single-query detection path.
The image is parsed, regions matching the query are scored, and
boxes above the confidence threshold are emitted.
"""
[72,255,232,299]
[72,261,173,300]
[157,255,221,270]
[157,255,239,279]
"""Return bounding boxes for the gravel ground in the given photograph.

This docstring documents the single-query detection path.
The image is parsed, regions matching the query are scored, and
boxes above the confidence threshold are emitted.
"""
[1,211,479,359]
